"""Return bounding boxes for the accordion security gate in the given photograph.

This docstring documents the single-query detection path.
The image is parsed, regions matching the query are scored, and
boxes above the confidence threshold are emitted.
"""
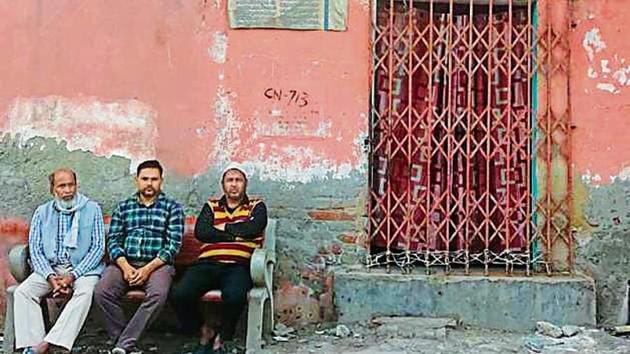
[368,0,573,275]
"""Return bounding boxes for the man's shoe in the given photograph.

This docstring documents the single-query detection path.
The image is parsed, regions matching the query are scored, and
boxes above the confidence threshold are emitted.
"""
[22,347,37,354]
[212,347,227,354]
[110,346,143,354]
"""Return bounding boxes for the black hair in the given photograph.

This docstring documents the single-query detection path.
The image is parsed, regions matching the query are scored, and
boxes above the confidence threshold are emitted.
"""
[136,160,163,177]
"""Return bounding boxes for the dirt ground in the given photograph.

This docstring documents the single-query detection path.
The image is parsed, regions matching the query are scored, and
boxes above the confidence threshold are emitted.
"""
[51,319,630,354]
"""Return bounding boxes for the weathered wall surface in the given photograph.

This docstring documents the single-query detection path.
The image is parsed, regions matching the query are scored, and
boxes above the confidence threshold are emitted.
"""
[571,0,630,325]
[0,0,371,326]
[3,0,627,329]
[335,271,597,331]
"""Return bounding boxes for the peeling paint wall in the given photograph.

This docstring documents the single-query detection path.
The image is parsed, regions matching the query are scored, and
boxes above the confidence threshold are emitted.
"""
[3,0,628,329]
[571,0,630,325]
[0,0,370,326]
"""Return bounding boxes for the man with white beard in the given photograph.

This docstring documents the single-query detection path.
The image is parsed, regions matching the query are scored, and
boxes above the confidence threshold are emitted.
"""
[14,168,106,354]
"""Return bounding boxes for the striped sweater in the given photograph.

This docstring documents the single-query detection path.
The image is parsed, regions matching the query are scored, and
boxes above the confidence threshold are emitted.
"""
[195,196,267,264]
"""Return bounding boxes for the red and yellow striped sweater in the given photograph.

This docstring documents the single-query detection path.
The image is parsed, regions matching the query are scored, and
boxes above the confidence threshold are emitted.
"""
[198,198,264,264]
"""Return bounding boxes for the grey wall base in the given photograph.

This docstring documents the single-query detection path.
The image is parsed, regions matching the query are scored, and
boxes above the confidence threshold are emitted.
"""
[334,270,596,331]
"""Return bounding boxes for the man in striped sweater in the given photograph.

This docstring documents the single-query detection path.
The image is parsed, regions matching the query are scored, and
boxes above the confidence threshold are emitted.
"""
[172,163,268,354]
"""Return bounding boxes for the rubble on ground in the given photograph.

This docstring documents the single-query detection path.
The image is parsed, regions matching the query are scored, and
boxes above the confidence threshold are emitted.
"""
[35,317,630,354]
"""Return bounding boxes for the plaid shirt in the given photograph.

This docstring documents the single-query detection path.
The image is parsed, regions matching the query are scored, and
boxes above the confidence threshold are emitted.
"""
[53,211,72,265]
[107,193,184,264]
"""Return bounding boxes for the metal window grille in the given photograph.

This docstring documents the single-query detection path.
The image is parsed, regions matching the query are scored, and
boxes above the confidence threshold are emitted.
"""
[368,0,572,275]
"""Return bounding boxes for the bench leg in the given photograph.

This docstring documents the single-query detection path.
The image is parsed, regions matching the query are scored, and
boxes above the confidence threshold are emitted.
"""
[245,288,273,353]
[4,285,16,354]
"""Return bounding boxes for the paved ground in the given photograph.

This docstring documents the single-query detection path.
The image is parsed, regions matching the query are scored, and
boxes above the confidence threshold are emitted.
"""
[58,318,630,354]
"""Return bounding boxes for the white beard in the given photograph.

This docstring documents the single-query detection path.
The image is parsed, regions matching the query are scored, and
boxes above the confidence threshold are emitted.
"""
[56,195,77,210]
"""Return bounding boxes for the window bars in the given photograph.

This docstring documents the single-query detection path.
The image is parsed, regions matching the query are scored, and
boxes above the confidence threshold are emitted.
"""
[368,0,572,275]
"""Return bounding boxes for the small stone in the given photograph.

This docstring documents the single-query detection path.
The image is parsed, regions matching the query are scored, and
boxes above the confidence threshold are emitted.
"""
[434,327,447,341]
[273,323,295,337]
[335,324,351,338]
[298,338,309,344]
[353,340,366,348]
[272,335,290,342]
[562,325,581,337]
[536,321,563,338]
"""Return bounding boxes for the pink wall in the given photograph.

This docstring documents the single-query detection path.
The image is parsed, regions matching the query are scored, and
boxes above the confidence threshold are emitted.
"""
[0,0,371,180]
[571,0,630,185]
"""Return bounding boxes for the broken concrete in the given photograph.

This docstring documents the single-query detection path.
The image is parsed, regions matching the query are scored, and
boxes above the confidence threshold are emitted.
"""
[334,269,596,331]
[575,178,630,326]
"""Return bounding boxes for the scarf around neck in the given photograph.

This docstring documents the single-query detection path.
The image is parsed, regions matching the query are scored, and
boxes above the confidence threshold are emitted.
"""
[53,193,89,249]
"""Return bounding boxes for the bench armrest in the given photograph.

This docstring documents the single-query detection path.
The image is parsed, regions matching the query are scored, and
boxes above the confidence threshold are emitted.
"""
[250,248,274,292]
[9,244,32,283]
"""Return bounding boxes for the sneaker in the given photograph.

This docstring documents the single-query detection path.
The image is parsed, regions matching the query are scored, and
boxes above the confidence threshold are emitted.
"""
[22,347,37,354]
[110,346,143,354]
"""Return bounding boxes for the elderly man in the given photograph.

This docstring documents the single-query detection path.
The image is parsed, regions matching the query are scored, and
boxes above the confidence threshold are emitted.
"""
[172,163,268,354]
[14,168,105,354]
[94,160,184,354]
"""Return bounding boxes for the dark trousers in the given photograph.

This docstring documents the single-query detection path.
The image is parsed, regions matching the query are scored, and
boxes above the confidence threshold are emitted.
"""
[171,261,253,340]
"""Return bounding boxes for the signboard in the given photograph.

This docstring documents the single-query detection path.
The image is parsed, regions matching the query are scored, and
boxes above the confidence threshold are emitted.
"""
[228,0,348,31]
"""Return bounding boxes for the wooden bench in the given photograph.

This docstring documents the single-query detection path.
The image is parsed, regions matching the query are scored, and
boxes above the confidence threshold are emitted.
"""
[3,217,276,354]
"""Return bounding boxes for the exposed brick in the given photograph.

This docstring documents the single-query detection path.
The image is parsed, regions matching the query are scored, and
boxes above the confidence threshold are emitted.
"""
[308,210,354,221]
[0,218,30,242]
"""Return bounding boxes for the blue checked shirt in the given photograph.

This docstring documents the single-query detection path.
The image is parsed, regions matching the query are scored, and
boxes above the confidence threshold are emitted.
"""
[107,193,184,264]
[53,212,72,265]
[29,205,105,279]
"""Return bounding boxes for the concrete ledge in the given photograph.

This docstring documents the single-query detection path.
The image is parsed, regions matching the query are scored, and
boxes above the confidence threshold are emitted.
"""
[334,269,596,331]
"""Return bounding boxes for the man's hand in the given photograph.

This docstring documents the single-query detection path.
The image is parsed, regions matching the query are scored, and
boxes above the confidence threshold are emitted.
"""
[58,274,75,289]
[47,274,62,293]
[121,264,138,284]
[129,257,166,287]
[129,265,152,286]
[48,275,72,298]
[116,257,138,284]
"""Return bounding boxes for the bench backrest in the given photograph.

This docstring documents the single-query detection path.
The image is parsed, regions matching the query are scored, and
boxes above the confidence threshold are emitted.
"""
[10,217,276,283]
[104,216,276,267]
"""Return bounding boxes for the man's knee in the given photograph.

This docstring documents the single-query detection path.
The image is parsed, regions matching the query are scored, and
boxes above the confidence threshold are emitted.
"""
[94,281,114,301]
[14,283,35,300]
[221,287,249,305]
[73,283,97,298]
[145,287,170,306]
[170,281,199,304]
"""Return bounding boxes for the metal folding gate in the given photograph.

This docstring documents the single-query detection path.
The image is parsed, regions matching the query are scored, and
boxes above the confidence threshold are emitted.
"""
[368,0,572,275]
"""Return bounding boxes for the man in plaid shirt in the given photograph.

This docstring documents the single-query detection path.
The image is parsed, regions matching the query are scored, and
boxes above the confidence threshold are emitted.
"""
[94,160,184,354]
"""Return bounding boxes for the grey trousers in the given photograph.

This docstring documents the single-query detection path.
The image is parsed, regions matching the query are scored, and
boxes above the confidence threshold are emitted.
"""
[14,267,99,350]
[94,264,174,351]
